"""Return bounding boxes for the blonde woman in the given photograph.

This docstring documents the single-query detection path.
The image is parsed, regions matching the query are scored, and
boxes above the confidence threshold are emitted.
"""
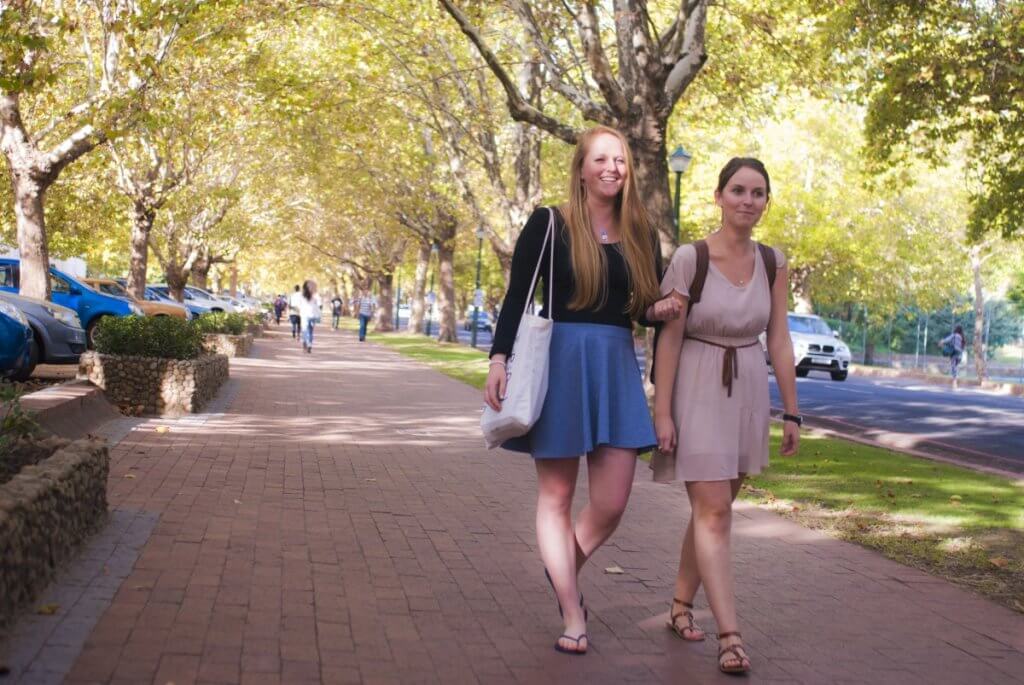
[485,126,683,655]
[653,158,800,674]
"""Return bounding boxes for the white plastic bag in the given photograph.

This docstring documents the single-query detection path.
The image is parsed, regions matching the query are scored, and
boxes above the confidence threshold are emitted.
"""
[481,208,555,448]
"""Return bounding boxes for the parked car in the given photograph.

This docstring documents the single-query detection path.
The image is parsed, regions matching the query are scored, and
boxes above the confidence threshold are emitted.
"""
[84,278,190,320]
[770,313,852,382]
[462,307,492,333]
[0,258,142,348]
[0,291,86,380]
[148,284,232,313]
[113,280,210,319]
[0,300,32,379]
[184,286,238,313]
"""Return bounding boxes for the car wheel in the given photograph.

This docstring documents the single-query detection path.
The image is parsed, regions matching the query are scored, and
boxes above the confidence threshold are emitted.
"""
[10,336,39,382]
[795,367,810,378]
[86,317,108,349]
[831,370,848,382]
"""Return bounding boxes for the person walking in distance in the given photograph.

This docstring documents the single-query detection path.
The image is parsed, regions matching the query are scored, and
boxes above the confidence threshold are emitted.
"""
[288,285,303,340]
[299,280,322,353]
[485,125,684,656]
[652,158,800,675]
[940,325,966,389]
[356,288,375,342]
[331,293,343,330]
[273,294,286,325]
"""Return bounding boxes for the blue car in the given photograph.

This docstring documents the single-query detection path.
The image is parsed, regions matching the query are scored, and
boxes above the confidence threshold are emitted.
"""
[0,259,142,348]
[0,300,32,379]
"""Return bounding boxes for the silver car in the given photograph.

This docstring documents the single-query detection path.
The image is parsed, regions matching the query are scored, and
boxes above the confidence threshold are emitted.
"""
[0,290,87,380]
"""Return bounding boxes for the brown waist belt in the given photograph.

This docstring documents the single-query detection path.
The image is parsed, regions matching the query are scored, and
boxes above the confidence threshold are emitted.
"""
[686,336,760,398]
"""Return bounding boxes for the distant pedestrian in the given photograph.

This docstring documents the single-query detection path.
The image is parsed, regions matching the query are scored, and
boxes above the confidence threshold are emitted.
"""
[940,325,966,388]
[273,295,286,325]
[288,285,303,339]
[299,280,322,353]
[331,294,343,330]
[355,289,375,342]
[653,158,800,675]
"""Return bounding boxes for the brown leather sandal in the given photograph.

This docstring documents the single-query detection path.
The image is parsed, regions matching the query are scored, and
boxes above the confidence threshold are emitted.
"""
[666,597,705,641]
[717,631,751,675]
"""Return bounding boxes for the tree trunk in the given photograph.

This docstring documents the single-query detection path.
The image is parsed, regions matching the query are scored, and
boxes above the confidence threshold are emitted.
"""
[374,273,395,332]
[229,264,238,297]
[630,132,676,258]
[436,242,457,343]
[190,259,211,290]
[971,246,987,380]
[409,242,430,333]
[864,339,876,366]
[792,275,813,314]
[10,172,51,300]
[166,268,188,302]
[126,201,155,299]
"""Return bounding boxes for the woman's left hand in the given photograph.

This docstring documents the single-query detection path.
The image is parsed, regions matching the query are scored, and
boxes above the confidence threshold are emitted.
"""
[648,295,683,322]
[780,420,799,457]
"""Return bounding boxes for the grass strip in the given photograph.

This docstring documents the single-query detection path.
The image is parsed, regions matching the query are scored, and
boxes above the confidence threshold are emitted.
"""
[362,325,1024,613]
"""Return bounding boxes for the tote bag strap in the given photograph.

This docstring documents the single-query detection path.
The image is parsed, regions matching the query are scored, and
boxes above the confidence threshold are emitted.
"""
[521,207,556,320]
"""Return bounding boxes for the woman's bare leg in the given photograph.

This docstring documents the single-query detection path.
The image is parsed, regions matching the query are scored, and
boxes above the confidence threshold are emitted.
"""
[535,458,587,652]
[573,446,637,571]
[671,476,745,637]
[685,477,750,669]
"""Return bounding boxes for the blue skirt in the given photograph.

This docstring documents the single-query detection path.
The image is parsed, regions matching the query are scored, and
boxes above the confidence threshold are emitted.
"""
[502,322,657,459]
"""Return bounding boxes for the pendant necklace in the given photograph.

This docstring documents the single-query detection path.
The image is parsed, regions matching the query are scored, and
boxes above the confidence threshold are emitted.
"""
[599,229,609,243]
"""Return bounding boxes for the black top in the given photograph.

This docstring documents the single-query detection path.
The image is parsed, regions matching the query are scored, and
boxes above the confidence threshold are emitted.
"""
[490,207,661,358]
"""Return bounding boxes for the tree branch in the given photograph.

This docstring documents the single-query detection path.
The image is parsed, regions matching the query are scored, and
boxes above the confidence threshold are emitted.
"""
[438,0,578,144]
[664,1,709,106]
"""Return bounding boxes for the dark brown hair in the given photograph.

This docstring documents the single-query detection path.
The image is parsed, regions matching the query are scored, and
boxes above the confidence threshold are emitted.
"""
[717,157,771,196]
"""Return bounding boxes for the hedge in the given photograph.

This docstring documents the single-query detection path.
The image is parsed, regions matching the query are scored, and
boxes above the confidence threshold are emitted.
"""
[93,315,204,360]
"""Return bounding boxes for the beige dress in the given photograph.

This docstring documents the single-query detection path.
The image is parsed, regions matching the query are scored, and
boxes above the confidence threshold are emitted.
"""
[660,242,784,481]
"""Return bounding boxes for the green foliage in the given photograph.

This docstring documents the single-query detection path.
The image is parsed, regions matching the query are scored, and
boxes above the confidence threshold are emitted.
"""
[828,1,1024,239]
[0,383,40,452]
[94,315,203,360]
[191,311,248,335]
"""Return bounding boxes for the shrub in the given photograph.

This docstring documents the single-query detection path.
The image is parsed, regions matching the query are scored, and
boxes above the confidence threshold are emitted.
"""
[192,311,247,335]
[94,315,203,360]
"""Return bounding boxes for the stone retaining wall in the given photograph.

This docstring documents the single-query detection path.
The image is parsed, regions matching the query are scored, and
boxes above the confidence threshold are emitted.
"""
[203,332,254,358]
[0,437,108,627]
[78,352,229,416]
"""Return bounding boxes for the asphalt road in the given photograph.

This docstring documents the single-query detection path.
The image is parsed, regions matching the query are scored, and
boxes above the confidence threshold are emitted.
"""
[769,370,1024,474]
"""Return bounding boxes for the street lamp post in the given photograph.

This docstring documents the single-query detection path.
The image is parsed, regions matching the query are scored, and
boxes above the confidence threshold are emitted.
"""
[394,271,401,331]
[668,144,692,240]
[425,242,439,338]
[471,228,485,348]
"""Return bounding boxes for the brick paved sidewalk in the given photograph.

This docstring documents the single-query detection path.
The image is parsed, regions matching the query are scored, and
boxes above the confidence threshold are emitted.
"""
[2,327,1022,684]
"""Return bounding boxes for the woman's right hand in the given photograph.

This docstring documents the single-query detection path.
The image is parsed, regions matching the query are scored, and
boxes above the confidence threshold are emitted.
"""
[484,359,507,411]
[654,413,676,453]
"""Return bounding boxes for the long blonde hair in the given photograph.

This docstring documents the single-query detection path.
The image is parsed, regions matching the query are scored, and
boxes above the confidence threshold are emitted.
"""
[560,126,660,318]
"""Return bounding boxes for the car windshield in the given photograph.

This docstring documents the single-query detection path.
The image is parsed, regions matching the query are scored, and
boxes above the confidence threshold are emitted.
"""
[97,282,128,297]
[788,315,832,336]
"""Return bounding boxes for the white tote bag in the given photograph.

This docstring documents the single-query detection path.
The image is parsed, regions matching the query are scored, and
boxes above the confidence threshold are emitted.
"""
[480,208,556,448]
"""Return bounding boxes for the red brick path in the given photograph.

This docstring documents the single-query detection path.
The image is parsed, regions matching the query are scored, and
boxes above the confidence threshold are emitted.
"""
[22,328,1024,683]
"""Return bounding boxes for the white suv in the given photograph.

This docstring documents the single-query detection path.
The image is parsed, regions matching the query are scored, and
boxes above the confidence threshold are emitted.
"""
[765,313,852,381]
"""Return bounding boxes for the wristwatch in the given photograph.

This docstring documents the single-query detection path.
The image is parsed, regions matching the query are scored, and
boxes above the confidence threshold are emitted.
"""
[782,413,803,427]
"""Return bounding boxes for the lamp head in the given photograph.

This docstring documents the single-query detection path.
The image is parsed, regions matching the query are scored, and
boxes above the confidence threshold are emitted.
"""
[669,145,692,174]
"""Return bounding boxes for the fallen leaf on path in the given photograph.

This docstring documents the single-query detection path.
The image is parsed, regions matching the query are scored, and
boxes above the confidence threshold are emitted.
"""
[604,566,625,575]
[123,474,136,479]
[155,426,169,433]
[233,499,242,504]
[989,557,1010,569]
[36,604,59,616]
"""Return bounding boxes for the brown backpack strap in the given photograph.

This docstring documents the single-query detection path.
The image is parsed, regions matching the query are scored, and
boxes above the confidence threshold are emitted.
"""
[758,242,777,292]
[686,240,710,317]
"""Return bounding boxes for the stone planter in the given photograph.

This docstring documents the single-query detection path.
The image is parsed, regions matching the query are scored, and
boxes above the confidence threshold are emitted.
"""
[0,437,108,627]
[246,322,264,338]
[78,351,228,416]
[203,332,254,357]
